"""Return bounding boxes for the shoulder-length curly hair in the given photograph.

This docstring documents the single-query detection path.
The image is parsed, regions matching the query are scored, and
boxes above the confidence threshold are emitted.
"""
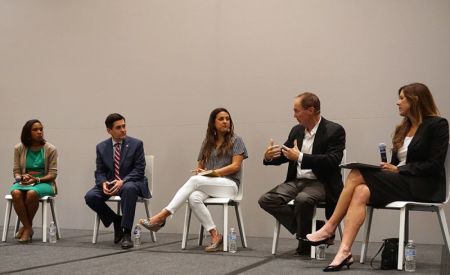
[199,108,235,161]
[21,119,46,147]
[392,83,439,152]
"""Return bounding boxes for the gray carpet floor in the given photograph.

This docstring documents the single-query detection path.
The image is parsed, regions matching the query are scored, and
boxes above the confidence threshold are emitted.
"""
[0,228,448,274]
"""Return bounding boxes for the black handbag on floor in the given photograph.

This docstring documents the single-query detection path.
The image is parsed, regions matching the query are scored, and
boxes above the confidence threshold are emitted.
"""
[370,238,399,270]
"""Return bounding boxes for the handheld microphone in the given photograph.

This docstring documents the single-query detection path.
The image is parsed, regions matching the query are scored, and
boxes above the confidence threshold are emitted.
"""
[378,143,387,162]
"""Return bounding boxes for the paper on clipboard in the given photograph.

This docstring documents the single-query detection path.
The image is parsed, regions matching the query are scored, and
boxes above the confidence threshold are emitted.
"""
[339,162,382,170]
[197,170,220,177]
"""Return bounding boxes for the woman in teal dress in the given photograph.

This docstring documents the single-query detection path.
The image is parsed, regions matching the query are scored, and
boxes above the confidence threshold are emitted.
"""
[10,119,58,243]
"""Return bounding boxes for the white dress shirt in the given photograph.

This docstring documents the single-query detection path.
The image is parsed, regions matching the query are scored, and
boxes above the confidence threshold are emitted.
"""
[397,136,413,166]
[296,117,321,179]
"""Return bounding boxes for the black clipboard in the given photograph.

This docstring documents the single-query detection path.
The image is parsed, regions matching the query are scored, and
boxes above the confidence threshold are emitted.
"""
[339,162,381,170]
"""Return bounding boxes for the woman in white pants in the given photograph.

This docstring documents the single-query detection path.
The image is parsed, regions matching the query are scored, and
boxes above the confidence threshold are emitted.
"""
[139,107,248,252]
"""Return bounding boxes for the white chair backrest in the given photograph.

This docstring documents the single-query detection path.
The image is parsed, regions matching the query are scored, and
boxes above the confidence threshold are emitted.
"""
[145,155,154,194]
[341,149,347,182]
[443,144,450,204]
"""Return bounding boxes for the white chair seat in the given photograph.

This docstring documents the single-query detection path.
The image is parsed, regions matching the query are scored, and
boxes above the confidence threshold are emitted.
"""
[202,198,232,204]
[103,196,152,203]
[385,201,444,208]
[2,194,62,242]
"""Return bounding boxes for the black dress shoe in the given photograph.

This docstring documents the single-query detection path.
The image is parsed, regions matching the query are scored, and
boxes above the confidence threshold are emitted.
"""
[293,249,310,257]
[113,216,124,244]
[323,254,354,272]
[121,233,133,249]
[293,240,311,256]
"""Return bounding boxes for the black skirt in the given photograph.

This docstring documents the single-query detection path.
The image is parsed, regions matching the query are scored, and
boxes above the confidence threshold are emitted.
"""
[359,169,415,207]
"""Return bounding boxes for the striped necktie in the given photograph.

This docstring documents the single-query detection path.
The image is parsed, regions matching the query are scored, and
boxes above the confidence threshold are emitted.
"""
[114,143,121,180]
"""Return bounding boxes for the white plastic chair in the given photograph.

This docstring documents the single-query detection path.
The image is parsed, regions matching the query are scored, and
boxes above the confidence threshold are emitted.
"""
[92,155,156,243]
[359,144,450,270]
[181,178,247,252]
[272,150,346,258]
[2,194,62,242]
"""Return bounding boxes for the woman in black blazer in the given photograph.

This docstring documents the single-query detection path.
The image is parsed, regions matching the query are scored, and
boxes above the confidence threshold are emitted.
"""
[305,83,449,272]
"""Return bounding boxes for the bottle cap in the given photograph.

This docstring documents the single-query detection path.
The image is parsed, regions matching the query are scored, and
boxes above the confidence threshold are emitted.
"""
[408,240,413,243]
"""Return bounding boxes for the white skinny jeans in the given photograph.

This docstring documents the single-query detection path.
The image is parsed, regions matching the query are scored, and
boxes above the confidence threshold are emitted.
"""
[165,175,238,231]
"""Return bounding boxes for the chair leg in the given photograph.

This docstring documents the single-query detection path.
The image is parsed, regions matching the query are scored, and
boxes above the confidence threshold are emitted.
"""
[197,205,206,246]
[437,207,450,255]
[311,206,318,259]
[92,214,100,244]
[198,225,205,246]
[404,209,410,244]
[143,200,156,242]
[360,206,373,263]
[50,199,62,239]
[116,201,121,215]
[272,220,281,255]
[181,203,191,249]
[223,204,229,252]
[397,207,407,270]
[2,200,12,242]
[42,199,48,242]
[234,203,248,248]
[14,216,20,235]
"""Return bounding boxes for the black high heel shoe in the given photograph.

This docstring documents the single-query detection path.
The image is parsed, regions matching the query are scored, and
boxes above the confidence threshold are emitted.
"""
[323,254,354,272]
[303,234,335,247]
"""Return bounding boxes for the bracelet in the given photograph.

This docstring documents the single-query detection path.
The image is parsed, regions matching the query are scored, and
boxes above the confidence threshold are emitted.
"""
[36,177,40,183]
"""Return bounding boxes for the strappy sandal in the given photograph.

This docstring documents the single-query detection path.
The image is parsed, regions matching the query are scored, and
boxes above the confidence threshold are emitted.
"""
[18,229,33,244]
[15,227,25,239]
[138,218,166,232]
[205,234,223,252]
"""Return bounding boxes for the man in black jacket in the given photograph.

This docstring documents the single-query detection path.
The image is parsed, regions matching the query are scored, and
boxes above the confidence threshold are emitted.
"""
[258,92,345,255]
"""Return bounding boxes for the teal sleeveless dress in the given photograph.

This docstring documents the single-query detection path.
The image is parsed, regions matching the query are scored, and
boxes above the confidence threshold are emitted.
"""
[10,148,55,197]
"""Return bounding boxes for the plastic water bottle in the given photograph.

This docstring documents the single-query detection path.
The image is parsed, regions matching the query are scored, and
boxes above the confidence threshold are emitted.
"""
[133,225,141,247]
[316,244,326,260]
[229,228,237,253]
[48,221,57,243]
[405,240,416,272]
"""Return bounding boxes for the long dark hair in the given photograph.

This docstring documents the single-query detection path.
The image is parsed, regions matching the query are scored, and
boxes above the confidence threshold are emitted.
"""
[21,119,46,147]
[392,83,440,152]
[199,108,235,161]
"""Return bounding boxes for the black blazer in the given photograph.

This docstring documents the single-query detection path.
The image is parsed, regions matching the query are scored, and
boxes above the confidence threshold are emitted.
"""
[94,136,151,199]
[264,117,346,218]
[391,116,449,202]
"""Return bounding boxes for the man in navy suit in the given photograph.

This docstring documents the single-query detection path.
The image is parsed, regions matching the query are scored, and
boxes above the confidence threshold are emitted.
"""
[85,113,150,249]
[258,92,345,256]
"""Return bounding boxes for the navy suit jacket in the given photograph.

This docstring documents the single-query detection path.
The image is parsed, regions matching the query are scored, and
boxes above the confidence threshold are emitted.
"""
[391,116,449,202]
[94,136,151,198]
[264,117,346,218]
